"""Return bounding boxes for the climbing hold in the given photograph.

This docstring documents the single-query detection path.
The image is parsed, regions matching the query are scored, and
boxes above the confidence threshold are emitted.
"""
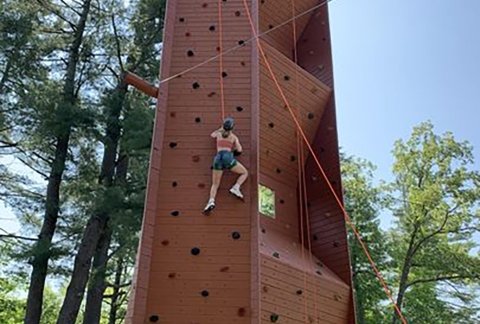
[209,25,216,31]
[168,272,176,279]
[272,252,280,258]
[149,315,159,322]
[170,210,180,217]
[284,75,290,81]
[185,32,191,37]
[313,234,318,241]
[169,142,177,148]
[192,155,200,163]
[316,270,322,276]
[208,91,216,97]
[290,155,296,162]
[240,61,246,66]
[192,82,200,89]
[198,183,206,188]
[187,50,194,57]
[276,168,281,174]
[334,294,342,301]
[172,181,178,187]
[179,17,185,22]
[216,46,221,52]
[201,290,209,297]
[333,241,339,247]
[232,231,241,240]
[261,228,266,233]
[238,307,246,317]
[268,122,274,128]
[322,37,327,41]
[308,112,314,119]
[202,3,208,7]
[222,71,228,78]
[235,11,241,16]
[161,240,169,246]
[170,112,176,117]
[279,199,285,204]
[260,0,265,3]
[220,266,230,272]
[195,117,201,123]
[238,40,245,46]
[268,24,274,29]
[236,106,244,112]
[263,286,269,293]
[317,261,324,267]
[296,289,303,295]
[191,247,201,255]
[270,313,279,323]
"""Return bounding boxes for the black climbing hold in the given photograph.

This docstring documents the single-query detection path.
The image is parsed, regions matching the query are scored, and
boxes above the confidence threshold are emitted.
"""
[149,315,159,322]
[220,266,230,272]
[270,313,279,322]
[169,142,177,148]
[272,252,280,258]
[268,24,274,29]
[276,168,281,174]
[168,272,176,278]
[261,228,266,233]
[316,270,322,276]
[192,155,200,162]
[235,11,241,16]
[198,183,206,188]
[187,50,194,57]
[333,241,339,247]
[192,82,200,89]
[284,75,290,81]
[290,155,296,162]
[195,117,201,123]
[179,17,185,22]
[201,290,209,297]
[268,122,274,128]
[202,3,208,8]
[279,199,285,204]
[161,240,169,246]
[191,247,200,255]
[185,32,191,37]
[261,0,265,3]
[240,61,246,66]
[296,289,303,295]
[308,112,314,119]
[222,71,228,78]
[236,106,244,112]
[170,210,180,217]
[170,112,176,117]
[216,46,221,52]
[238,40,245,46]
[209,25,216,31]
[238,307,246,317]
[208,91,216,97]
[172,181,178,187]
[232,231,241,240]
[313,234,318,241]
[323,37,327,41]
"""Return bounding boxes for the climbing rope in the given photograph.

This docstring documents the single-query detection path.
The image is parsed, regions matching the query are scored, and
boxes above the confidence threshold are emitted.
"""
[240,0,408,323]
[218,0,226,120]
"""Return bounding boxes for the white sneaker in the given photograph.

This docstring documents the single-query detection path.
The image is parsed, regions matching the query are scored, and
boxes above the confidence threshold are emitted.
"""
[229,186,244,200]
[203,200,215,214]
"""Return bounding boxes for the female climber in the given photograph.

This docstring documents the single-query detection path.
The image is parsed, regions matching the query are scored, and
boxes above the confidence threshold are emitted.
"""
[203,117,248,213]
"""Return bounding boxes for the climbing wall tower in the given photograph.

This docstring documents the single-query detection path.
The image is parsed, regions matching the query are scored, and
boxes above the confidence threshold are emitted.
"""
[126,0,355,323]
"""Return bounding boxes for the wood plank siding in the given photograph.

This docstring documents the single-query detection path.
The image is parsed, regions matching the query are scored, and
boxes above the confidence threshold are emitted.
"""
[127,0,356,323]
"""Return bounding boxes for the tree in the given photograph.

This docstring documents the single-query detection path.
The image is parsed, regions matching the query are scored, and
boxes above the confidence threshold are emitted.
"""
[341,154,390,323]
[387,121,480,323]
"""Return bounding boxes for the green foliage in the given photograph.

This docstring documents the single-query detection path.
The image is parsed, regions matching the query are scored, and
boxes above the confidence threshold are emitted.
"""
[259,185,275,217]
[341,154,389,323]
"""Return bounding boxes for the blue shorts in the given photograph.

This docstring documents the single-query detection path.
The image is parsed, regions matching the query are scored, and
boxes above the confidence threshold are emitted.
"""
[213,150,237,170]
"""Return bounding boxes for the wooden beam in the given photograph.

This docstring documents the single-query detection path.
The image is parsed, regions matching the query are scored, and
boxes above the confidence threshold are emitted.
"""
[123,71,159,98]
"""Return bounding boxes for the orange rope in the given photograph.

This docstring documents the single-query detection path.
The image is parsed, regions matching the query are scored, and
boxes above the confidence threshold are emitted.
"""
[218,0,225,120]
[291,1,309,322]
[241,1,408,323]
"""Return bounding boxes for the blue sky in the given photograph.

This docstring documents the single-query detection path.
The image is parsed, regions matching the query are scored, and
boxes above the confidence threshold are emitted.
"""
[329,0,480,227]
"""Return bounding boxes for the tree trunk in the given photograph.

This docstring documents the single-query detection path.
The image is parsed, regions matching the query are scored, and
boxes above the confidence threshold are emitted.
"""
[0,56,12,96]
[392,228,418,324]
[82,223,112,324]
[57,83,126,324]
[24,1,92,323]
[108,258,124,324]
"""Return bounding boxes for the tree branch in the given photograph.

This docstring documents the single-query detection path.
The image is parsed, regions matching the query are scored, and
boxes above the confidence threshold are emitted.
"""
[406,274,480,288]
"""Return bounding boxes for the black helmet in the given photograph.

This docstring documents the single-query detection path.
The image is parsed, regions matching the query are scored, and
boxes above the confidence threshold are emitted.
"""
[223,117,235,131]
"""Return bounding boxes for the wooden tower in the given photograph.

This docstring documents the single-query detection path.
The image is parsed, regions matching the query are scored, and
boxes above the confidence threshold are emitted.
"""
[126,0,355,323]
